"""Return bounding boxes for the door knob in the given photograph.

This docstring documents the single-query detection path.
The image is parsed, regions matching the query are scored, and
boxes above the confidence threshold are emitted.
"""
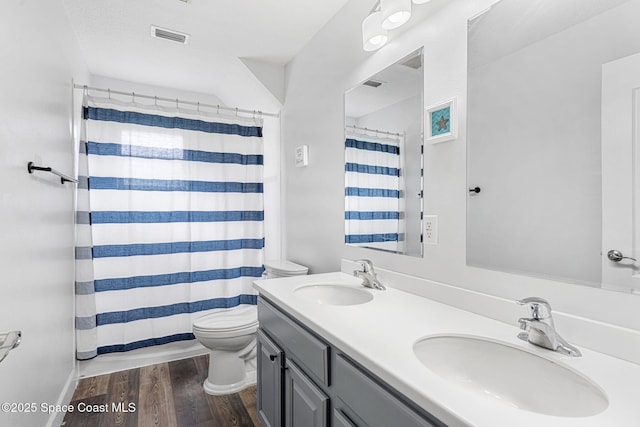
[607,249,637,262]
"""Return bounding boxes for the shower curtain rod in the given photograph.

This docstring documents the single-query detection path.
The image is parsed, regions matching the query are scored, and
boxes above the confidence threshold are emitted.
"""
[346,124,402,138]
[73,84,279,118]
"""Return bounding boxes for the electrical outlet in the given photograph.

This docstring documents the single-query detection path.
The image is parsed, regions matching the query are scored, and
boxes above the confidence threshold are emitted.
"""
[424,215,438,245]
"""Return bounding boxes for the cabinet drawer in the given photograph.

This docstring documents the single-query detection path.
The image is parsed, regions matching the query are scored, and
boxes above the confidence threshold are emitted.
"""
[258,297,330,386]
[335,354,442,427]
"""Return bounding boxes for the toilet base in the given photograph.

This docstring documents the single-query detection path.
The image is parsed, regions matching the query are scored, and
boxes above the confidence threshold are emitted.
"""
[202,347,257,396]
[203,369,256,395]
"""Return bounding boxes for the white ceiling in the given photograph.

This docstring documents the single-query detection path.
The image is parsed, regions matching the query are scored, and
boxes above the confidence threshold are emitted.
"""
[61,0,352,112]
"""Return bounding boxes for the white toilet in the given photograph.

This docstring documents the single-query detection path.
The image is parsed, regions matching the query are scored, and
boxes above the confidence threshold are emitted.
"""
[192,260,308,395]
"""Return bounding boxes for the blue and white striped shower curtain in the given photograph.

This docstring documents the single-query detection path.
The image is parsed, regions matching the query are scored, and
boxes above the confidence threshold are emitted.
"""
[344,134,404,252]
[75,96,264,360]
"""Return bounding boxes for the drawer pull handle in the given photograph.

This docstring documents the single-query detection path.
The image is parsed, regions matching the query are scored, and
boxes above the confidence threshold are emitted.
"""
[269,354,278,361]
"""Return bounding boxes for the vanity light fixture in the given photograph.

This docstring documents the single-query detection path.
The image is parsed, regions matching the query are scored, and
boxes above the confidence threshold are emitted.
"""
[362,0,431,51]
[362,11,388,51]
[381,0,412,30]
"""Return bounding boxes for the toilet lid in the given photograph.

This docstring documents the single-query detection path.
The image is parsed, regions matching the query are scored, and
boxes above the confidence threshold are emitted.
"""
[264,259,308,275]
[193,305,258,332]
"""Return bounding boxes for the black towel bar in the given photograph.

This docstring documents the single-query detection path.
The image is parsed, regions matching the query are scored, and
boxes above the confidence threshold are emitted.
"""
[27,161,78,184]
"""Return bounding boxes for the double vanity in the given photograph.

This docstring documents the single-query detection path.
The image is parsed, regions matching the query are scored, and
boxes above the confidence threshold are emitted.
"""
[253,268,640,427]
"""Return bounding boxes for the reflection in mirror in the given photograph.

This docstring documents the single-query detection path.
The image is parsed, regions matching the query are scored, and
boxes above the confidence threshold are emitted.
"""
[344,48,423,257]
[467,0,640,289]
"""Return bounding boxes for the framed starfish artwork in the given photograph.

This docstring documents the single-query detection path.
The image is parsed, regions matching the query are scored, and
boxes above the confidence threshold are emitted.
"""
[426,98,456,143]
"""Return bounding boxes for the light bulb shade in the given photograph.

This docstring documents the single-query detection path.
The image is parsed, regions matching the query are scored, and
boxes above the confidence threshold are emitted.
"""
[412,0,431,4]
[381,0,412,30]
[362,12,388,51]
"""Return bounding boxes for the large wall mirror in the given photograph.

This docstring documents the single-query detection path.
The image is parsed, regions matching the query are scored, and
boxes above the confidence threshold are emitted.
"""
[344,48,424,257]
[467,0,640,292]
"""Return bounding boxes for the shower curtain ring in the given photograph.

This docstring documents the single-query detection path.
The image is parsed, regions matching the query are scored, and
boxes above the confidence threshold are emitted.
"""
[107,88,111,99]
[197,102,200,112]
[132,92,136,103]
[154,96,158,106]
[176,98,179,109]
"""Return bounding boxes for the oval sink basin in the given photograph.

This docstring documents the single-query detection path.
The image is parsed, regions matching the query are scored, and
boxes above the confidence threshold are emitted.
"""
[293,284,373,306]
[413,335,608,417]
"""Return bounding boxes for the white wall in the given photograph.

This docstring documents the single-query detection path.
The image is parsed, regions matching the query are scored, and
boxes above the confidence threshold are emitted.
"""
[282,0,640,353]
[0,1,88,426]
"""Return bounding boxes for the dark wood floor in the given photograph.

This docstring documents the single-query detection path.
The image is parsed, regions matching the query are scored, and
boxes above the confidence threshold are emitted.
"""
[62,354,262,427]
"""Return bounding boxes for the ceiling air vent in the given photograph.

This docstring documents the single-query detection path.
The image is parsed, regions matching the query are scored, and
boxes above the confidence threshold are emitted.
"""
[150,25,190,44]
[363,79,383,88]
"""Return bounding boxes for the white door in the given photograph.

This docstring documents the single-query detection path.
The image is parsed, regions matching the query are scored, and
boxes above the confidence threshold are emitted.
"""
[602,52,640,292]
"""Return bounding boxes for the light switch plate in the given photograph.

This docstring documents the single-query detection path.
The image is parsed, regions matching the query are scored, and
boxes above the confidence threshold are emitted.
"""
[295,145,309,167]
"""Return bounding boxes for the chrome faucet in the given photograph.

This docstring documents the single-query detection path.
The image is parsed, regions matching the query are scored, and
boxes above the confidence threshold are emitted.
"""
[353,259,386,290]
[516,297,581,357]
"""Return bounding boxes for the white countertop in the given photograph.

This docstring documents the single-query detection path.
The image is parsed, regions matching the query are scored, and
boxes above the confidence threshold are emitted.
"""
[253,272,640,427]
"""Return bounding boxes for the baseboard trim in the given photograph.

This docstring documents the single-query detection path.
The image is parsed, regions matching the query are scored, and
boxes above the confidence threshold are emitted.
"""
[47,366,77,427]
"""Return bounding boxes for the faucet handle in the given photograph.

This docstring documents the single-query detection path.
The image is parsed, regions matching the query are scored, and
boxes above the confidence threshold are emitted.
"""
[354,259,374,273]
[518,318,528,330]
[517,296,550,307]
[516,297,552,320]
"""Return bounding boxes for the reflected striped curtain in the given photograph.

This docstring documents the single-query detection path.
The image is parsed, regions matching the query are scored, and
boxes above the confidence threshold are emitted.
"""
[75,95,264,360]
[344,134,403,252]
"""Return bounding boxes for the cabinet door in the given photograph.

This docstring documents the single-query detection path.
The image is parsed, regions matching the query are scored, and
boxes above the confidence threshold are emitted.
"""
[284,359,328,427]
[257,329,283,427]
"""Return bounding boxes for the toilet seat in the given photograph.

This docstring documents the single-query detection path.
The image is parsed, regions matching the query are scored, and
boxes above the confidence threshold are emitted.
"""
[264,259,309,278]
[193,306,258,337]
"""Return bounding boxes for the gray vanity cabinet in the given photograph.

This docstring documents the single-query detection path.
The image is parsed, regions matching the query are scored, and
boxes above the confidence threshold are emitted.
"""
[257,297,330,427]
[257,296,445,427]
[334,354,442,427]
